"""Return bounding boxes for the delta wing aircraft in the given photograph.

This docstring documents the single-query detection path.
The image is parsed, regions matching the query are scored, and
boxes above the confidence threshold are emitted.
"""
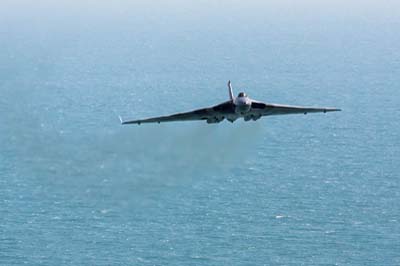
[120,81,340,125]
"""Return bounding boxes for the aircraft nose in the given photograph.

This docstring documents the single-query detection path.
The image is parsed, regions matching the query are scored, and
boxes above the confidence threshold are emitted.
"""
[235,101,251,114]
[237,98,246,104]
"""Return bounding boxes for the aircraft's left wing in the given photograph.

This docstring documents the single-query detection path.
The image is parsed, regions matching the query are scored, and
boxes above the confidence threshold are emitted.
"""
[120,101,235,125]
[251,101,341,116]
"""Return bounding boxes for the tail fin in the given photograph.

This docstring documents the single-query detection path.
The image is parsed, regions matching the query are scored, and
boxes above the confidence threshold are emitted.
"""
[228,80,234,101]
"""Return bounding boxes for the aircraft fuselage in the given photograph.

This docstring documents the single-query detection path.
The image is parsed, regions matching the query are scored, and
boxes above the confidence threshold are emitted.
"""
[234,95,252,115]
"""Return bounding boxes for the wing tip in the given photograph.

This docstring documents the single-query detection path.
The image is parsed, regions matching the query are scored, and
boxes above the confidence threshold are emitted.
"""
[324,108,341,113]
[119,116,135,125]
[119,117,142,125]
[118,115,124,124]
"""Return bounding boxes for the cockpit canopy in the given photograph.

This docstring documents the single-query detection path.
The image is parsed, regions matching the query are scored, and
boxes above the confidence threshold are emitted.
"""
[237,92,247,98]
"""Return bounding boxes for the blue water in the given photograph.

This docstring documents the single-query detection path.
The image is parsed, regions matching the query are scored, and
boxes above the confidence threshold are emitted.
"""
[1,2,400,265]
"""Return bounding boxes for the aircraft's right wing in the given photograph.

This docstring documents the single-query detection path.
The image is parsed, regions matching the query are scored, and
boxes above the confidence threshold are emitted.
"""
[251,101,341,116]
[120,101,235,125]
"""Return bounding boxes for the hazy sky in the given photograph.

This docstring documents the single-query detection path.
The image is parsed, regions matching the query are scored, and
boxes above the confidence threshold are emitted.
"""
[1,0,398,76]
[1,0,399,25]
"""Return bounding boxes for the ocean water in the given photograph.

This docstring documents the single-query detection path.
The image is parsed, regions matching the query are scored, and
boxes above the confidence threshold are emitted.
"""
[1,2,400,265]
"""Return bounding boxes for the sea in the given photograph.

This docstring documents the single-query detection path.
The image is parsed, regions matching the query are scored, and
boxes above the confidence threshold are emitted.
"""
[1,1,399,265]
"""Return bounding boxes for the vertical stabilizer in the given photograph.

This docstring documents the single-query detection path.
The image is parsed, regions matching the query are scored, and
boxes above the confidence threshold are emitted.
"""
[228,80,234,101]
